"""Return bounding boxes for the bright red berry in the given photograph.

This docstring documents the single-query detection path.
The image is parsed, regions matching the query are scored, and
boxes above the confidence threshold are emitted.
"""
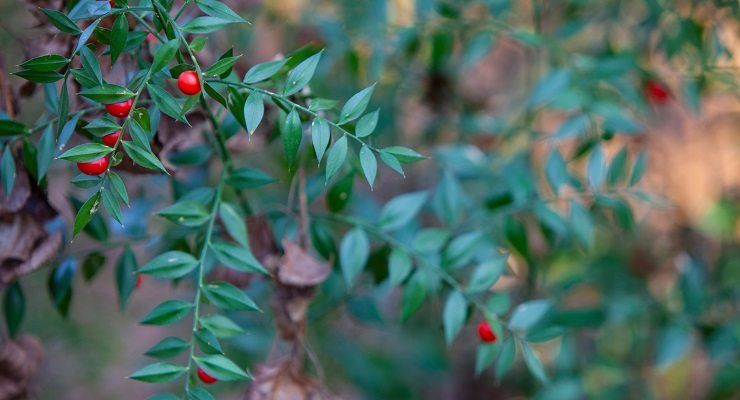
[177,70,201,96]
[477,320,497,343]
[77,156,110,176]
[109,0,115,7]
[197,367,217,384]
[105,99,134,118]
[146,33,157,44]
[135,275,143,289]
[102,131,121,147]
[644,80,670,104]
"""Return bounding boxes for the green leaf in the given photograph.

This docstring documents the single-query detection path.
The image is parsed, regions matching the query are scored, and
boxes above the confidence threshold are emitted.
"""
[243,59,287,83]
[324,135,348,182]
[219,203,248,247]
[607,146,628,186]
[382,146,425,164]
[85,117,121,137]
[496,339,516,380]
[140,299,193,325]
[41,9,81,34]
[552,114,589,140]
[509,299,552,331]
[338,84,375,124]
[475,344,497,376]
[128,362,186,383]
[195,328,223,355]
[145,336,189,359]
[109,14,128,64]
[520,340,549,384]
[58,143,112,162]
[13,70,63,83]
[467,255,507,293]
[101,186,123,224]
[339,227,370,287]
[194,355,251,381]
[205,55,241,76]
[545,149,569,193]
[115,246,138,309]
[401,271,427,321]
[4,282,24,337]
[203,281,260,311]
[210,241,268,275]
[195,0,247,23]
[200,315,244,338]
[0,120,29,136]
[81,251,106,282]
[443,231,483,268]
[156,200,210,227]
[243,91,263,135]
[587,146,605,190]
[187,388,215,400]
[109,171,129,205]
[388,248,412,286]
[379,150,404,176]
[283,51,322,96]
[528,69,570,108]
[355,109,379,137]
[412,228,451,254]
[152,39,179,73]
[147,83,186,122]
[75,19,100,54]
[180,16,233,34]
[359,145,377,188]
[569,201,594,249]
[629,150,647,186]
[311,117,330,163]
[79,84,134,104]
[226,167,276,189]
[122,141,168,173]
[282,108,302,168]
[139,251,198,279]
[73,192,101,237]
[379,191,427,231]
[36,125,55,182]
[20,54,70,72]
[308,98,337,111]
[443,290,467,344]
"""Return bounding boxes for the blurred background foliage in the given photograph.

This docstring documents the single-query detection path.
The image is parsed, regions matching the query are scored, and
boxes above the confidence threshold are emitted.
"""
[0,0,738,399]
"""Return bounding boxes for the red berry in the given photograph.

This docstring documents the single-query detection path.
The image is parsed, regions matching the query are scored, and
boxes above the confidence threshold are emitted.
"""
[477,320,497,343]
[146,33,157,43]
[645,80,670,104]
[177,70,201,96]
[105,99,134,118]
[102,130,121,147]
[197,367,217,384]
[109,0,115,7]
[77,156,110,176]
[135,275,143,289]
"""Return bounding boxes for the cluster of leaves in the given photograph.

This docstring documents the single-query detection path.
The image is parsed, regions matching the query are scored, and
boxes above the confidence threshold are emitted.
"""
[1,0,738,398]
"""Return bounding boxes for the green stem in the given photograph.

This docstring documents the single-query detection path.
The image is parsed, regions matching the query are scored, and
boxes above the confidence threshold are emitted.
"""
[184,163,228,391]
[206,79,379,152]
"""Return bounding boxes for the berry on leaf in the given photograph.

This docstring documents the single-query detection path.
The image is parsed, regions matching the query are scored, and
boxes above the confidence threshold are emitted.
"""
[197,367,217,384]
[102,131,121,147]
[177,70,201,96]
[477,320,497,343]
[77,156,110,176]
[105,99,134,118]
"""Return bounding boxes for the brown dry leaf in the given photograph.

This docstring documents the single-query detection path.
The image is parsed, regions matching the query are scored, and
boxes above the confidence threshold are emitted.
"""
[278,240,330,287]
[0,159,61,284]
[0,335,44,400]
[246,359,337,400]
